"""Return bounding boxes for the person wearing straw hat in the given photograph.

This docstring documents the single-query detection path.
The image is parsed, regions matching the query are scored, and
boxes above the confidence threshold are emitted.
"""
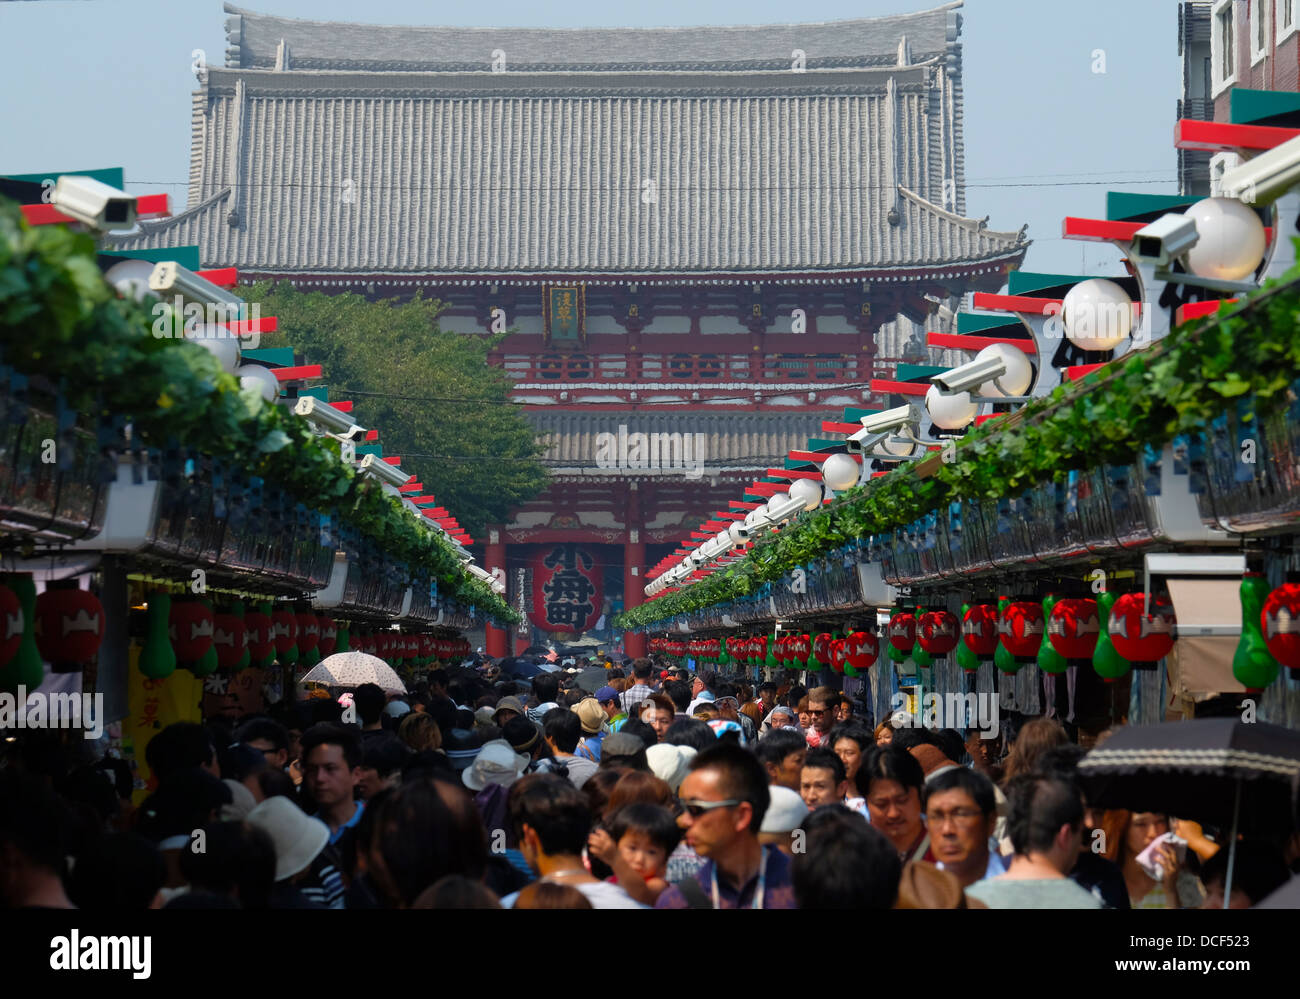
[573,698,608,763]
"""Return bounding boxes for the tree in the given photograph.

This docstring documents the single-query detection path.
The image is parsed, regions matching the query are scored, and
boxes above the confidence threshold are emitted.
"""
[242,281,548,537]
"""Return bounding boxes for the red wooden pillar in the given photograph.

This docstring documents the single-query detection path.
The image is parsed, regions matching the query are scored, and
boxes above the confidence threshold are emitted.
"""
[484,529,509,658]
[623,484,647,658]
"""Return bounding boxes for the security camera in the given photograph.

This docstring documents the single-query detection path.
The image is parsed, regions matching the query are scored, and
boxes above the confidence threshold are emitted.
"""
[1219,132,1300,205]
[1130,213,1199,268]
[358,453,413,489]
[858,404,918,436]
[149,261,245,309]
[294,397,367,440]
[727,521,752,544]
[764,495,807,525]
[52,175,138,232]
[932,355,1007,395]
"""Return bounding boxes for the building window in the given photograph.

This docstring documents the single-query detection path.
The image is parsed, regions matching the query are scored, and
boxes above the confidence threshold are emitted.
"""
[1251,0,1270,63]
[1209,152,1243,196]
[1279,0,1298,42]
[1212,0,1238,96]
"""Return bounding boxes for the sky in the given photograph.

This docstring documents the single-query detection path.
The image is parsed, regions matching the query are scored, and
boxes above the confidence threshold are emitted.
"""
[0,0,1182,278]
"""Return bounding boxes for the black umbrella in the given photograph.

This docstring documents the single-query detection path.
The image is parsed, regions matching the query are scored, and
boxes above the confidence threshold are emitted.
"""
[574,667,609,694]
[1077,718,1300,907]
[501,656,545,679]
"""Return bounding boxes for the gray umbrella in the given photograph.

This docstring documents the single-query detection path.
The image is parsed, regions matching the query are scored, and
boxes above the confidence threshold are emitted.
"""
[574,667,609,694]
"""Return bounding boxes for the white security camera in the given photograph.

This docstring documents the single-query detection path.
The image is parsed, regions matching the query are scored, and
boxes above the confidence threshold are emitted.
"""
[727,521,752,544]
[932,355,1007,395]
[1130,213,1199,268]
[1219,132,1300,205]
[358,453,413,489]
[149,261,245,309]
[294,397,367,440]
[858,404,918,435]
[52,175,138,232]
[764,495,807,525]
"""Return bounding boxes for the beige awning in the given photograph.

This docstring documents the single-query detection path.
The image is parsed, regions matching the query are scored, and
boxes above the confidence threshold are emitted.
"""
[1166,578,1245,698]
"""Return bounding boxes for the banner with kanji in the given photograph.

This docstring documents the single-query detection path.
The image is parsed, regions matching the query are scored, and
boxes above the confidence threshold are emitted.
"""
[543,284,585,345]
[527,544,603,636]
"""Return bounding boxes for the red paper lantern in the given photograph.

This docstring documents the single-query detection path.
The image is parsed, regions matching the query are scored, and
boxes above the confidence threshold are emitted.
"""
[245,611,274,660]
[1260,584,1300,672]
[917,610,959,655]
[167,599,215,664]
[1048,598,1101,660]
[35,582,104,670]
[0,583,20,667]
[1108,593,1175,668]
[830,638,847,674]
[527,544,603,635]
[212,613,247,670]
[271,610,298,654]
[296,613,320,655]
[888,613,916,652]
[812,633,833,665]
[318,618,337,657]
[999,601,1044,658]
[846,631,879,671]
[961,604,999,656]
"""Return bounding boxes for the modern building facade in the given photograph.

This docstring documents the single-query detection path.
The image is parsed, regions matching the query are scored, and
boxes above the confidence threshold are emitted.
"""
[112,2,1028,656]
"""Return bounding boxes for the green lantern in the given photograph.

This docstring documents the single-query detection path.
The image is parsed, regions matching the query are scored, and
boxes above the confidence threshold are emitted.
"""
[1038,594,1068,675]
[0,574,44,694]
[139,593,178,680]
[1234,573,1280,692]
[1092,591,1130,682]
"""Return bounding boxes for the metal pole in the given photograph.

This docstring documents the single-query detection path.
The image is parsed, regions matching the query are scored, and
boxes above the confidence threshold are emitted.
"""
[1223,777,1242,909]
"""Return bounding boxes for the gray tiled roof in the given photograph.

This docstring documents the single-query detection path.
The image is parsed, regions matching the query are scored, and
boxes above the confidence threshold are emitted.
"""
[529,409,826,469]
[223,3,963,73]
[110,5,1029,278]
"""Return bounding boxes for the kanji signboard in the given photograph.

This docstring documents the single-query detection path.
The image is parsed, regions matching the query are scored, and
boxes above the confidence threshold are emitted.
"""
[528,544,602,635]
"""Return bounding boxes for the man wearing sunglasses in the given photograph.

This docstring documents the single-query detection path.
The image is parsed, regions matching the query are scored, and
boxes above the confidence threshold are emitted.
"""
[655,743,796,909]
[803,687,839,749]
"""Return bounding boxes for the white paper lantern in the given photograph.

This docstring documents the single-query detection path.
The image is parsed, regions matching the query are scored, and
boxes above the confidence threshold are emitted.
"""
[821,452,860,491]
[881,435,917,457]
[925,384,977,430]
[186,323,241,373]
[103,259,160,304]
[744,509,764,528]
[1060,278,1132,351]
[1183,197,1267,281]
[789,477,824,511]
[235,362,279,402]
[766,491,790,512]
[974,343,1033,397]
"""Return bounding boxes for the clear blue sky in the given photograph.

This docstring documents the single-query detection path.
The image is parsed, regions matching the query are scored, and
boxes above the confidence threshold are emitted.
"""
[0,0,1180,277]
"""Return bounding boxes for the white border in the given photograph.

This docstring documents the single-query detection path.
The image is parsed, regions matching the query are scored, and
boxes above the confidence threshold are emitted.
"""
[1277,0,1299,44]
[1212,0,1239,98]
[1251,0,1271,63]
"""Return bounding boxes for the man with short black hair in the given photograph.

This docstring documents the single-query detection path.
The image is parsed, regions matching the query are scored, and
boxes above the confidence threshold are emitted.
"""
[527,674,562,724]
[541,708,598,789]
[235,717,290,771]
[966,775,1102,909]
[352,683,388,741]
[300,723,364,845]
[639,693,677,742]
[621,659,655,715]
[664,680,692,721]
[504,773,644,908]
[755,729,807,792]
[922,766,1004,888]
[793,805,901,908]
[655,743,795,909]
[800,747,850,810]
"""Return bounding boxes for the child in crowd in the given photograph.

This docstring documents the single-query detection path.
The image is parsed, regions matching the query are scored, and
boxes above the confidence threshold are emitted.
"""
[587,803,681,906]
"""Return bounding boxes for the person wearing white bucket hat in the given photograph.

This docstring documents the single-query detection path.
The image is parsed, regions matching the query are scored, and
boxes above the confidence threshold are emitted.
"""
[462,739,530,792]
[646,743,696,794]
[246,796,336,908]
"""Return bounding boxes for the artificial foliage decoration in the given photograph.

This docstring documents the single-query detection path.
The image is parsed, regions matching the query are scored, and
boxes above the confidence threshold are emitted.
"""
[0,198,516,626]
[1092,591,1130,683]
[617,262,1300,630]
[0,574,43,694]
[1234,573,1280,692]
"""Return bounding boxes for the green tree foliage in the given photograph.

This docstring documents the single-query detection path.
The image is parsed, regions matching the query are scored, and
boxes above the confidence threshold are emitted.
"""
[242,281,548,537]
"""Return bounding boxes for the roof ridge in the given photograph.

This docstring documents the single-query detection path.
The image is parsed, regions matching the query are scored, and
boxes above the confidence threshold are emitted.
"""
[107,188,229,245]
[898,186,1026,242]
[224,2,961,37]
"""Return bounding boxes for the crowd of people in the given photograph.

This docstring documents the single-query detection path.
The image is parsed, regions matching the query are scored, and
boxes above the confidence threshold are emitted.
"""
[1,654,1296,910]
